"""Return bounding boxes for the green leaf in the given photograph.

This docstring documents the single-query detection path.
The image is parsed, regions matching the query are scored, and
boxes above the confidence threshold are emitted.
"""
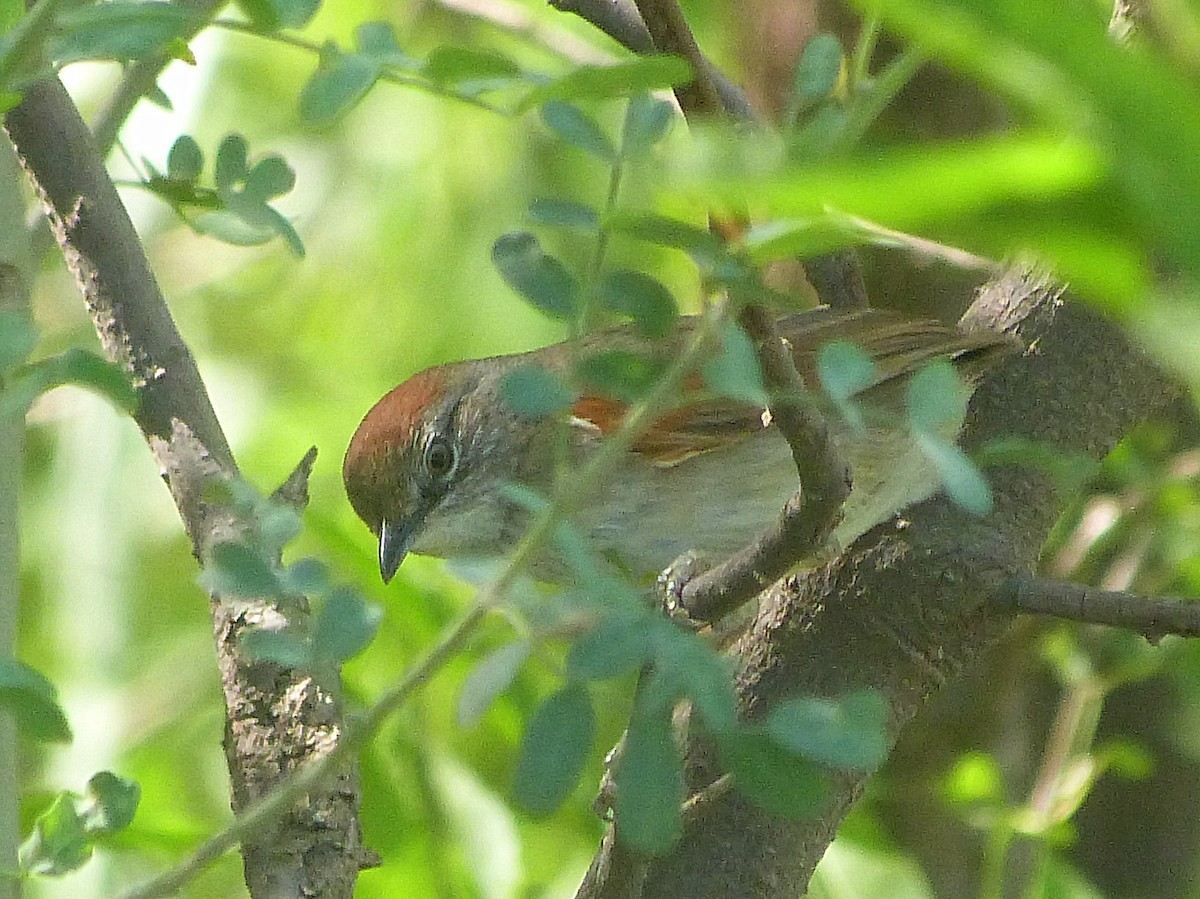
[239,627,311,667]
[645,623,737,733]
[500,363,576,419]
[567,612,652,681]
[279,557,330,595]
[522,56,692,108]
[298,42,380,125]
[682,131,1103,234]
[0,658,71,743]
[720,730,829,818]
[20,794,90,876]
[244,155,296,201]
[80,772,140,834]
[787,33,842,122]
[0,308,37,374]
[200,541,282,597]
[605,212,723,258]
[614,706,683,854]
[765,689,888,771]
[915,432,994,515]
[817,340,877,401]
[355,21,412,66]
[424,45,521,86]
[458,639,532,727]
[0,349,137,419]
[214,133,249,191]
[701,320,769,406]
[817,339,877,429]
[512,683,595,815]
[577,349,666,403]
[905,360,967,433]
[312,587,382,665]
[594,269,678,339]
[528,197,600,231]
[50,2,194,64]
[623,93,674,155]
[233,0,320,31]
[540,101,617,163]
[491,231,580,321]
[166,135,202,182]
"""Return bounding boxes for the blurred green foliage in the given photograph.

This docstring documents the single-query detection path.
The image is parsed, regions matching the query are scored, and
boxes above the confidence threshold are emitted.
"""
[6,0,1200,897]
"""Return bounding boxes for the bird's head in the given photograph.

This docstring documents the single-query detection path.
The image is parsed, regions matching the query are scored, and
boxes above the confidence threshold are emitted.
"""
[343,359,536,583]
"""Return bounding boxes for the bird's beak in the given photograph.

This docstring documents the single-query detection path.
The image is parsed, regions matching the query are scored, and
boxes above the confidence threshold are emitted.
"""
[378,517,417,584]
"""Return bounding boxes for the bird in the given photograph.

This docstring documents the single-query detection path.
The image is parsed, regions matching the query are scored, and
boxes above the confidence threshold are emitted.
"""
[343,307,1013,585]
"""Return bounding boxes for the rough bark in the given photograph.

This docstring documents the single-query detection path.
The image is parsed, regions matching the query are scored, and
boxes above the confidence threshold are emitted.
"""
[4,78,369,897]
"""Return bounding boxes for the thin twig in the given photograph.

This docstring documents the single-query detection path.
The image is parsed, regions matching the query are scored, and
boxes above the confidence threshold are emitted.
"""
[992,575,1200,642]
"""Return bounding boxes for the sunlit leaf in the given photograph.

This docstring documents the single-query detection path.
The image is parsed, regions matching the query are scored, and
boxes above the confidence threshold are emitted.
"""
[0,308,37,374]
[424,45,521,86]
[905,360,967,433]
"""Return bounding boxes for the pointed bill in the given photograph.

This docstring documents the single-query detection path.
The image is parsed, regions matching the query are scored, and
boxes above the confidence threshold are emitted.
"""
[379,517,415,584]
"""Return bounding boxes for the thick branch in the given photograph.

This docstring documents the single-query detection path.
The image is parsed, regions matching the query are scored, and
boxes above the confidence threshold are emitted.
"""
[4,79,365,897]
[625,272,1175,898]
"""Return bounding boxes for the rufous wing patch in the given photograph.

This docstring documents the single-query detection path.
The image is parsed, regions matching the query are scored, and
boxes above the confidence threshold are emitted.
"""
[571,392,763,467]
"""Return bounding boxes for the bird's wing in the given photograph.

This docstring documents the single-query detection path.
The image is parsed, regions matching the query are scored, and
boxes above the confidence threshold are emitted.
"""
[568,309,1012,468]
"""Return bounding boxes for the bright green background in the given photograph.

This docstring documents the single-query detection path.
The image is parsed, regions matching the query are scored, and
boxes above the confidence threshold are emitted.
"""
[11,0,1200,897]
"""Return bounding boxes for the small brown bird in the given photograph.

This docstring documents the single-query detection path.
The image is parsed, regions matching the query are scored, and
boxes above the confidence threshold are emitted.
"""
[343,308,1012,584]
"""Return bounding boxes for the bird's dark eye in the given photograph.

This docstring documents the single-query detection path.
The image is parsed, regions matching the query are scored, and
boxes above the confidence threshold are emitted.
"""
[423,436,456,481]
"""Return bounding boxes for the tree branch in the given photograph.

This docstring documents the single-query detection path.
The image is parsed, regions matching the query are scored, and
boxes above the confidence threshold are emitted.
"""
[992,575,1200,641]
[3,78,366,898]
[613,271,1175,898]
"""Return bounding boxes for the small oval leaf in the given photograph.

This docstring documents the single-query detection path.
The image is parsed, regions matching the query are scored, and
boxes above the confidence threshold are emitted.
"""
[594,269,678,339]
[500,363,576,419]
[765,689,888,771]
[528,198,600,231]
[916,432,994,515]
[492,232,580,321]
[512,683,594,815]
[541,101,617,162]
[700,321,769,406]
